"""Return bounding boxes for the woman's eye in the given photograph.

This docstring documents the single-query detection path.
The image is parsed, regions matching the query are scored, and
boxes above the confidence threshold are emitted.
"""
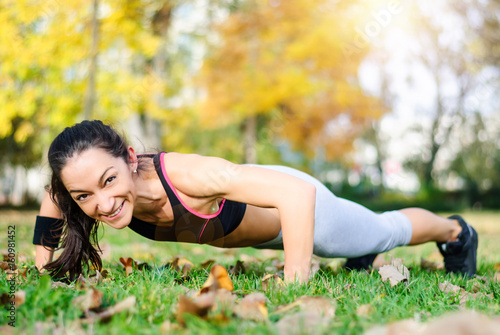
[76,194,88,201]
[105,176,116,185]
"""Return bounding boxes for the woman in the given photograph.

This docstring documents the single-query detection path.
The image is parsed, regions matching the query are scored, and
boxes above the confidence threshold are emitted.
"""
[34,120,478,283]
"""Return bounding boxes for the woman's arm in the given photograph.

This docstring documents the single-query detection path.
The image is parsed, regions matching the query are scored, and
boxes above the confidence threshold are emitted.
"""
[35,191,63,271]
[166,153,316,283]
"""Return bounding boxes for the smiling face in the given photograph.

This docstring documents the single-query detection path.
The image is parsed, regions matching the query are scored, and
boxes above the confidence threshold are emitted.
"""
[60,147,138,229]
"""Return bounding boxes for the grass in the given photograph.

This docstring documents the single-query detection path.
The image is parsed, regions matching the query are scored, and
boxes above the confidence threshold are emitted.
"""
[1,210,500,334]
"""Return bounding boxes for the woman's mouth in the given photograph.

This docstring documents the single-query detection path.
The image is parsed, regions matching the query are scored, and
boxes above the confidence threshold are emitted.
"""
[104,202,124,220]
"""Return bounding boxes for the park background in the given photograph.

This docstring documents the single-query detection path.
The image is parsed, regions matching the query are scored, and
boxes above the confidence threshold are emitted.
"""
[0,0,499,212]
[1,1,500,334]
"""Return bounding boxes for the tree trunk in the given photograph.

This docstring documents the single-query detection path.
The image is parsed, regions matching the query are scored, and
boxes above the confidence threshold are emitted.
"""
[243,115,257,164]
[83,0,99,120]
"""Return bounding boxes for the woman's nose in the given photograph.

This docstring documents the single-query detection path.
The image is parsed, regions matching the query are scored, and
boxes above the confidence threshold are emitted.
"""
[96,192,114,214]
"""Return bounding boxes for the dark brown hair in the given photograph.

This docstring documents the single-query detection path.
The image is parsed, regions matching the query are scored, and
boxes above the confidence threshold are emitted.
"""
[44,120,129,279]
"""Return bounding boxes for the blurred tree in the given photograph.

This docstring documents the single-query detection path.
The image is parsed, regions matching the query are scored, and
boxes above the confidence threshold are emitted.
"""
[0,0,183,167]
[400,1,490,190]
[198,0,385,164]
[453,0,500,67]
[448,112,500,206]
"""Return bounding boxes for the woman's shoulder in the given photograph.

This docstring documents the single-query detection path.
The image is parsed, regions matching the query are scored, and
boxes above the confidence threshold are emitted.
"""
[161,152,234,197]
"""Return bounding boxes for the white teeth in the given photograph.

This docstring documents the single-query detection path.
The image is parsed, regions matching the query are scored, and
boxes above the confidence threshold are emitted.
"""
[109,204,122,217]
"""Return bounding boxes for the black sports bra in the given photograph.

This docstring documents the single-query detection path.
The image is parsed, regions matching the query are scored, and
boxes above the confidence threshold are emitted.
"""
[127,152,247,244]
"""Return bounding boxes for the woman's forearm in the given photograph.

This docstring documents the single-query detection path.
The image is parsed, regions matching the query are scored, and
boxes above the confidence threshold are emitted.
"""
[35,245,54,271]
[281,183,316,283]
[34,190,62,271]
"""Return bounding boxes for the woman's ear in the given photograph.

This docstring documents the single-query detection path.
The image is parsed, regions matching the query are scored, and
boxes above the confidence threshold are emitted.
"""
[127,146,138,172]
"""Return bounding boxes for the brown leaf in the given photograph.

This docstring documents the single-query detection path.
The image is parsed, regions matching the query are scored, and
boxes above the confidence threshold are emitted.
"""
[51,281,71,289]
[19,266,39,280]
[439,281,463,295]
[170,257,194,275]
[233,292,268,322]
[200,259,215,269]
[420,258,443,271]
[213,288,237,312]
[228,260,246,275]
[0,261,11,271]
[200,264,233,294]
[119,257,137,276]
[276,312,329,335]
[176,293,215,325]
[0,293,9,305]
[87,270,107,286]
[310,258,321,277]
[356,304,374,316]
[76,274,90,290]
[82,296,136,324]
[72,288,104,313]
[493,263,500,272]
[378,258,410,287]
[261,273,284,291]
[0,325,14,335]
[295,296,336,318]
[366,311,500,335]
[14,290,25,307]
[494,272,500,282]
[437,281,493,307]
[372,254,392,269]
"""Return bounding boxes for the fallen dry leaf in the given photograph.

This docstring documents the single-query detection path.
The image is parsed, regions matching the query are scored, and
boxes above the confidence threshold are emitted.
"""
[72,288,104,313]
[76,274,91,289]
[82,295,136,324]
[378,257,410,287]
[310,258,321,277]
[51,281,71,289]
[494,272,500,282]
[493,263,500,272]
[276,312,329,335]
[295,296,336,318]
[275,295,336,319]
[365,311,500,335]
[0,293,10,305]
[200,264,233,294]
[438,281,462,294]
[176,288,237,325]
[200,259,215,269]
[372,254,392,269]
[170,257,194,275]
[420,258,444,271]
[356,303,374,316]
[0,325,13,335]
[88,270,106,286]
[438,281,493,308]
[119,257,137,276]
[213,288,237,312]
[228,260,246,275]
[176,292,215,325]
[233,292,268,322]
[14,290,25,307]
[261,273,284,291]
[0,261,11,271]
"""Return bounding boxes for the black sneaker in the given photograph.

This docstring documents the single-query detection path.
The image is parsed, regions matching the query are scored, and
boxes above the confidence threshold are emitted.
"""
[437,215,478,278]
[343,253,378,271]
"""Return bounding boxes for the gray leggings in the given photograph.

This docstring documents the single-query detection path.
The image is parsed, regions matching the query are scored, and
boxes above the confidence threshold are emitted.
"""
[251,165,413,258]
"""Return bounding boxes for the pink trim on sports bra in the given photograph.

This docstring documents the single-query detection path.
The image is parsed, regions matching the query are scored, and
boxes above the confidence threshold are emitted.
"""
[159,152,226,219]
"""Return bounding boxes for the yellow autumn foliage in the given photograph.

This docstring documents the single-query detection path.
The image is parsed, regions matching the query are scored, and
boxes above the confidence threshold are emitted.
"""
[199,0,387,160]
